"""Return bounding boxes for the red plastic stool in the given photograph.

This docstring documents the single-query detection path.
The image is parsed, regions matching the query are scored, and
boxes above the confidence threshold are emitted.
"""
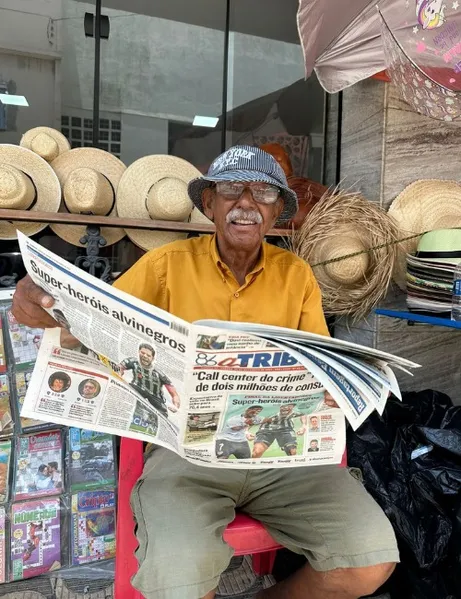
[115,437,347,599]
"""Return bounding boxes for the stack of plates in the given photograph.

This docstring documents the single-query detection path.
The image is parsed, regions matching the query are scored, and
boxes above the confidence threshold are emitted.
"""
[406,254,455,315]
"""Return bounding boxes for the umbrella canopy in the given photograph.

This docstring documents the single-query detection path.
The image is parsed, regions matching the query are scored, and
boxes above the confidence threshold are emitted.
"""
[297,0,461,95]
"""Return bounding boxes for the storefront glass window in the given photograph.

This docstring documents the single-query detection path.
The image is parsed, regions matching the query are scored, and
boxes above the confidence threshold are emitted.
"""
[0,0,326,276]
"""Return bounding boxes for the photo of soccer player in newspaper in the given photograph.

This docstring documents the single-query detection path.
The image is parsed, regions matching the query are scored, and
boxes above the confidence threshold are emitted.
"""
[129,400,159,437]
[118,343,180,420]
[215,392,339,460]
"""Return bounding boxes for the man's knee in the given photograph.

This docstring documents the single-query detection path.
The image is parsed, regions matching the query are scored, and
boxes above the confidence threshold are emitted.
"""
[337,561,396,595]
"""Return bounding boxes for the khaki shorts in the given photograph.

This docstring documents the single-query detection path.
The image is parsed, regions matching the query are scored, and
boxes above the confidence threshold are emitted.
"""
[130,447,399,599]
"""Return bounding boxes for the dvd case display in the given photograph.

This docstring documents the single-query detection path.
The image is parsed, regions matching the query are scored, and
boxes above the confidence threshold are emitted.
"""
[0,440,11,504]
[14,369,46,430]
[0,302,118,586]
[10,498,61,580]
[13,430,63,501]
[0,506,6,583]
[0,319,6,375]
[69,428,116,492]
[6,311,43,370]
[71,490,116,566]
[0,376,13,435]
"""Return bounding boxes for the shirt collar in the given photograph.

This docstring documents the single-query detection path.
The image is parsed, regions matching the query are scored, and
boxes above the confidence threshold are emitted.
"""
[209,234,266,278]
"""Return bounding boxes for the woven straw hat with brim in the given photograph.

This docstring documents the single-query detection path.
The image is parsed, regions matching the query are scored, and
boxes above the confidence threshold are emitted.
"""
[50,148,126,247]
[20,127,71,163]
[116,155,201,251]
[0,144,61,239]
[388,180,461,289]
[291,188,399,321]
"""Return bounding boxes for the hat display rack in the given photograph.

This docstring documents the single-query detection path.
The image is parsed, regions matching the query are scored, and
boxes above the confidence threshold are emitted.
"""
[0,133,296,286]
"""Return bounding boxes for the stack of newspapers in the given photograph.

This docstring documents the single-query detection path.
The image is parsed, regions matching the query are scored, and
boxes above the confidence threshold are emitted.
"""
[18,233,420,470]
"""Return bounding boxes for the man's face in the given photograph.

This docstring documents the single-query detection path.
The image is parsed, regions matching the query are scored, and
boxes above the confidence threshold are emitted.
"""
[280,404,294,416]
[52,379,65,392]
[139,347,154,367]
[202,184,283,253]
[245,407,262,419]
[310,441,318,450]
[83,382,97,397]
[310,417,318,428]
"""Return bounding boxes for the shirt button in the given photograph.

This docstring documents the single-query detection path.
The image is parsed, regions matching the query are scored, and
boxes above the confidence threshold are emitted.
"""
[234,292,239,298]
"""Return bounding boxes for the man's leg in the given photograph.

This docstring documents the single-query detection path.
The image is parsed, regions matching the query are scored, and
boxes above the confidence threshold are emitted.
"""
[252,432,274,458]
[256,562,395,599]
[130,447,243,599]
[242,466,399,599]
[276,431,297,456]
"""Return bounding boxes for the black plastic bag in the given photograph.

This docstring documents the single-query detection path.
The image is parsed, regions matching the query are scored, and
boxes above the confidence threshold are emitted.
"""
[347,390,461,599]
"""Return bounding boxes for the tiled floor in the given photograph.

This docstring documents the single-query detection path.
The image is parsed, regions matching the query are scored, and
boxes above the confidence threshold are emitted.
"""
[0,559,392,599]
[0,557,272,599]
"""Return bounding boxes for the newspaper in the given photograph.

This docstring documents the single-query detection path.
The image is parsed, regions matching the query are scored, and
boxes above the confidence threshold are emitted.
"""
[17,232,420,469]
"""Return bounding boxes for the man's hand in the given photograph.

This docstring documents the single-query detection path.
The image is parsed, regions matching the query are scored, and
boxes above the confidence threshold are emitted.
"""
[168,405,178,413]
[12,276,58,329]
[13,276,80,347]
[246,433,255,441]
[296,427,306,436]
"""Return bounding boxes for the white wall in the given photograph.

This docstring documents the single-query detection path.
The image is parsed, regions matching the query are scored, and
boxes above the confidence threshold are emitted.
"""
[0,0,61,56]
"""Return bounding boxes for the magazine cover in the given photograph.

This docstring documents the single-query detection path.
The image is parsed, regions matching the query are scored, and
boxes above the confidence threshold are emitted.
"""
[0,439,11,503]
[15,369,47,430]
[11,498,61,580]
[0,319,6,374]
[6,310,43,370]
[0,375,13,435]
[71,490,116,565]
[0,506,6,583]
[14,430,63,501]
[69,428,116,492]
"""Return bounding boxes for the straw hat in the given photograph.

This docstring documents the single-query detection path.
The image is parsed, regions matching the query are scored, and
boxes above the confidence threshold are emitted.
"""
[116,155,199,251]
[20,127,70,162]
[50,148,126,247]
[291,188,399,321]
[0,144,61,239]
[388,180,461,289]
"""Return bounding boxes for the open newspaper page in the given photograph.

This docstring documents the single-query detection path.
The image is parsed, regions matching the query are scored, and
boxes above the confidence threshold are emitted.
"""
[18,232,192,456]
[183,325,346,468]
[18,232,419,468]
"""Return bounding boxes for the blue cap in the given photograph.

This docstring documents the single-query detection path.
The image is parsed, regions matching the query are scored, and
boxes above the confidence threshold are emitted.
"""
[187,145,298,223]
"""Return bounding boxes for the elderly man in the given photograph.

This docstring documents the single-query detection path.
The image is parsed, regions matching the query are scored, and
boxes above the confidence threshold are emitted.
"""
[12,146,398,599]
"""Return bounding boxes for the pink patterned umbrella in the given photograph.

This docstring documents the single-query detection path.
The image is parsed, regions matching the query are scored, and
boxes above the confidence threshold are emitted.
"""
[297,0,461,120]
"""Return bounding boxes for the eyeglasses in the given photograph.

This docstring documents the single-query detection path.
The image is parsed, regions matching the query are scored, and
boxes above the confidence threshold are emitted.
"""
[215,181,280,204]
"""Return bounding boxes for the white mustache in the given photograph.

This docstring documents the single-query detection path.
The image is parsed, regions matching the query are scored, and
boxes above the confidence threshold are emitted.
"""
[226,208,263,224]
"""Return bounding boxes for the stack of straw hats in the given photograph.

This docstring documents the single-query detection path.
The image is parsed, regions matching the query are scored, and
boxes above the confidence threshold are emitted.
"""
[388,180,461,289]
[50,147,127,247]
[0,126,212,249]
[0,142,61,239]
[116,154,211,251]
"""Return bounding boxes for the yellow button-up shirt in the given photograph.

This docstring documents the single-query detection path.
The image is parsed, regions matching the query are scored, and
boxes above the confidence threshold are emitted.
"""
[113,234,328,336]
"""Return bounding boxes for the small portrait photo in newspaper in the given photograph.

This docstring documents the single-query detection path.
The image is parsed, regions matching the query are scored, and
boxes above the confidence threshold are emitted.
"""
[196,335,226,350]
[48,371,71,394]
[78,379,101,400]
